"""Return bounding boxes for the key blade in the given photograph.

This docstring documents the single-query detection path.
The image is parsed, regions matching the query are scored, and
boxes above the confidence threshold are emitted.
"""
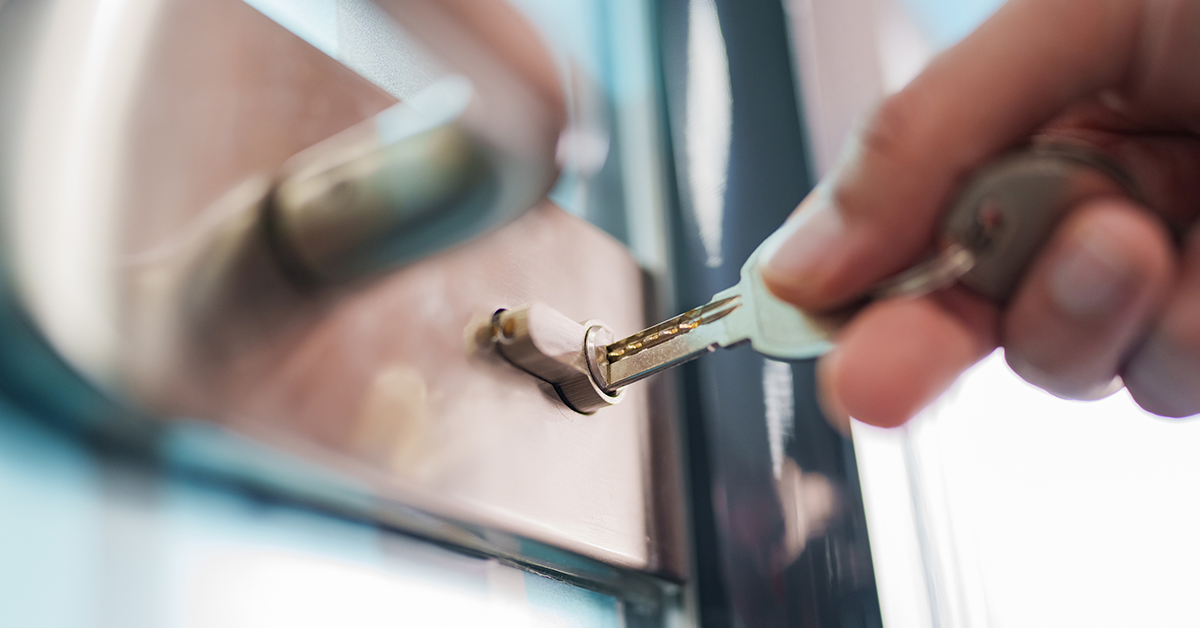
[606,295,742,361]
[721,242,844,360]
[600,295,744,390]
[599,241,845,391]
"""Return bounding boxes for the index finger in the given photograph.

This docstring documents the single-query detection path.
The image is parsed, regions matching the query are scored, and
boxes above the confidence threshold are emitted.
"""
[760,0,1145,308]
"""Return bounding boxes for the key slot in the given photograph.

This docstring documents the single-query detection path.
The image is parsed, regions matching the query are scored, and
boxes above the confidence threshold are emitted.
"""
[490,305,622,414]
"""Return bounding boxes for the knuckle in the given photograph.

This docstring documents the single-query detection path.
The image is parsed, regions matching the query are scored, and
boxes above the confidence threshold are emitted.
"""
[858,90,926,175]
[831,89,931,227]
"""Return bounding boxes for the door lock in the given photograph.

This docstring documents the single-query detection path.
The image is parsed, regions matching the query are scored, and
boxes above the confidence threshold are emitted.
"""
[491,305,623,414]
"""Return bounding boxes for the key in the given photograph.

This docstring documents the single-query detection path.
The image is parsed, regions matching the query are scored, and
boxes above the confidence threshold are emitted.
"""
[493,144,1145,412]
[591,144,1143,393]
[594,241,845,390]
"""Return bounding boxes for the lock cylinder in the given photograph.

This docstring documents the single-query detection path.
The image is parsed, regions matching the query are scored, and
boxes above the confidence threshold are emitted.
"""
[491,304,622,414]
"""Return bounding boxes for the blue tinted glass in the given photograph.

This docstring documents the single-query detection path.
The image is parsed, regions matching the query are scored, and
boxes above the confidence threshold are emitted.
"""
[900,0,1007,48]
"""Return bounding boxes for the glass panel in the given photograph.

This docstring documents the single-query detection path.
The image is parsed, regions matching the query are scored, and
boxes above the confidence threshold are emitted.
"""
[659,0,883,625]
[0,400,633,628]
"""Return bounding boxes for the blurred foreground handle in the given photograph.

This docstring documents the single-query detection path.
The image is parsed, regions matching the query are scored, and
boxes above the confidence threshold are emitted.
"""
[262,0,567,286]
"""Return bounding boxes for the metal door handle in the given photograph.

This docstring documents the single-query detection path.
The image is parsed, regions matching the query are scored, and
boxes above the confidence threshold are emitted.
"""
[0,0,569,413]
[265,75,547,286]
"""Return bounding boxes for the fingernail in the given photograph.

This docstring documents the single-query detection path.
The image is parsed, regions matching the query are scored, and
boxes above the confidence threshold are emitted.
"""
[1048,225,1135,319]
[760,192,846,298]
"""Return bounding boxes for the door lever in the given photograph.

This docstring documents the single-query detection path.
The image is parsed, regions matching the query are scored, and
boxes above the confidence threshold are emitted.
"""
[265,76,553,288]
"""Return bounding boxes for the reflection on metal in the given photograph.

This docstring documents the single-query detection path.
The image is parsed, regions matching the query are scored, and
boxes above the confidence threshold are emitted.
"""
[491,304,623,415]
[941,145,1138,303]
[247,0,449,101]
[0,0,687,575]
[597,298,734,391]
[349,365,431,470]
[555,124,611,179]
[776,459,839,567]
[125,199,658,570]
[337,0,447,99]
[606,295,740,363]
[269,76,515,285]
[244,0,339,56]
[872,244,976,301]
[12,0,165,384]
[684,0,730,269]
[616,298,736,359]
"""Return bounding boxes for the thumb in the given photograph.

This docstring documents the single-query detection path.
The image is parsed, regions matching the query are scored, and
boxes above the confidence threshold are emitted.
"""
[760,0,1143,308]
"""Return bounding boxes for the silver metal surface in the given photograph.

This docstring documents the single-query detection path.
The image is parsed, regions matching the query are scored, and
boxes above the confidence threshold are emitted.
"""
[492,304,623,414]
[942,144,1137,302]
[600,295,742,390]
[871,244,976,301]
[268,73,561,285]
[0,0,685,574]
[149,202,658,569]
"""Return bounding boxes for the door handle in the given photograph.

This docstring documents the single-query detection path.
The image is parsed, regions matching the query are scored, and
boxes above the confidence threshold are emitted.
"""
[0,0,568,413]
[245,0,569,287]
[265,75,546,286]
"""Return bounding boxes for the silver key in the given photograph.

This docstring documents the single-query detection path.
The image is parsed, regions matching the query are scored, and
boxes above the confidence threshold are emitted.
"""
[592,144,1142,393]
[594,242,847,390]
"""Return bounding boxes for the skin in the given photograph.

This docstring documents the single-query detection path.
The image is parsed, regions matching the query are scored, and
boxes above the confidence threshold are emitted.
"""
[759,0,1200,430]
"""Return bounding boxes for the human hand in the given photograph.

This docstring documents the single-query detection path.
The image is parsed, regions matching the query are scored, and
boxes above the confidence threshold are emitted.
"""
[759,0,1200,429]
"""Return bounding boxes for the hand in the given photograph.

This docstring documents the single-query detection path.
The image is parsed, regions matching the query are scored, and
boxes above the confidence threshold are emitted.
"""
[759,0,1200,429]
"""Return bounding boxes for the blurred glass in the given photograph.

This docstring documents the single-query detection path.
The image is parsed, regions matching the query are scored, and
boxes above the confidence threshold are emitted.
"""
[0,403,629,628]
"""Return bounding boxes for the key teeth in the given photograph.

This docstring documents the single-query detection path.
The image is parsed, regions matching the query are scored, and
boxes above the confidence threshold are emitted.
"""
[605,295,742,364]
